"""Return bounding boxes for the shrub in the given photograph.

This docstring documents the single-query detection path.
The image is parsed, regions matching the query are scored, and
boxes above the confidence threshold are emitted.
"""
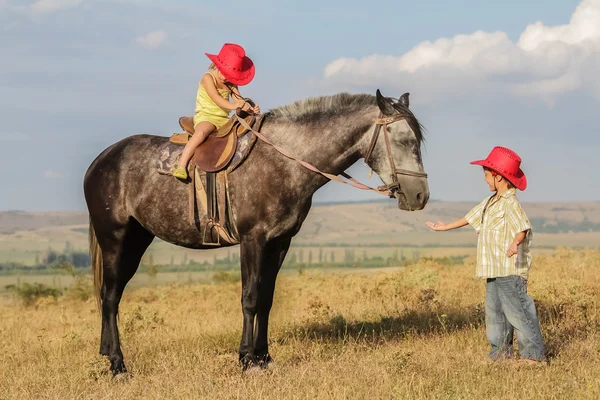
[6,283,62,306]
[212,271,241,284]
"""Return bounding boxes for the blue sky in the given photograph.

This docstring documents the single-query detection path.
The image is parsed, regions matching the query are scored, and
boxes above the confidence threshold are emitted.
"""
[0,0,598,211]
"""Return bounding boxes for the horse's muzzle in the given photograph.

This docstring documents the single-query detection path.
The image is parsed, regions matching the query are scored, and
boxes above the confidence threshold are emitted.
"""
[393,179,429,211]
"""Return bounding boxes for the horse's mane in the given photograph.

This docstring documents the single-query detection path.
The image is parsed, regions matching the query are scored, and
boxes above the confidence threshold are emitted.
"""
[267,93,376,121]
[267,92,424,144]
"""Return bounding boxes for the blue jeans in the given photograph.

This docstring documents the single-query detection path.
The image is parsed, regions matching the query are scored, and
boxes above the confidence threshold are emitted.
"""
[485,276,545,361]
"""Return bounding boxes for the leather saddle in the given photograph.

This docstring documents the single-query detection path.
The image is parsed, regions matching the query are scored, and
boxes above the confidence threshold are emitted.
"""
[169,111,257,173]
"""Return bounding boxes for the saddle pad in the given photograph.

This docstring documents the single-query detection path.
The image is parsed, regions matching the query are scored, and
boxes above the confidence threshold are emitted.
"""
[156,142,185,175]
[228,131,257,172]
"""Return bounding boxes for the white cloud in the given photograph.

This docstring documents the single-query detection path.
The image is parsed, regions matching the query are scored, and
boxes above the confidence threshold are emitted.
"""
[30,0,82,14]
[135,30,167,50]
[323,0,600,104]
[43,170,64,179]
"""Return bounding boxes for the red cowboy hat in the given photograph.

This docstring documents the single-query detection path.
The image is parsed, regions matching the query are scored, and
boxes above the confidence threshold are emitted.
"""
[470,146,527,190]
[205,43,255,86]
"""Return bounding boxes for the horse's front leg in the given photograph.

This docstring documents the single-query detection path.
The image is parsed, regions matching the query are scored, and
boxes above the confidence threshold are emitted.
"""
[253,238,291,367]
[238,235,266,370]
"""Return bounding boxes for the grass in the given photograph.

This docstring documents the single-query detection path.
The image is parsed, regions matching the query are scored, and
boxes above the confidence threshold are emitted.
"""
[0,248,599,399]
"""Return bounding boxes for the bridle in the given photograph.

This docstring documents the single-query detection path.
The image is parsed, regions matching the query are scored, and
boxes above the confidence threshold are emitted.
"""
[234,106,427,199]
[364,113,428,196]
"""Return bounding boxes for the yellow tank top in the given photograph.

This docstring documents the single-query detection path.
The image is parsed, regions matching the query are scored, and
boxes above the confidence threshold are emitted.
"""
[194,72,231,120]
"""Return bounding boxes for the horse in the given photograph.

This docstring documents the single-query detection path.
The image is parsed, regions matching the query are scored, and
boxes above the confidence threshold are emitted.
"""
[84,89,430,375]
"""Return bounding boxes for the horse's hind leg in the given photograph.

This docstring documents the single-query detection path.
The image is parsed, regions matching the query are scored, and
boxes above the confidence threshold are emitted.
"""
[98,218,154,375]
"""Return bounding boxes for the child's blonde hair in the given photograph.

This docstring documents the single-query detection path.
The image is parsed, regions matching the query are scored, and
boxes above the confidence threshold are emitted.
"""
[208,63,216,71]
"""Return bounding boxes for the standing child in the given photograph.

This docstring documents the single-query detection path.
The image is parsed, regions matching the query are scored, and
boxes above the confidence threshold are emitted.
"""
[172,43,260,180]
[426,146,545,365]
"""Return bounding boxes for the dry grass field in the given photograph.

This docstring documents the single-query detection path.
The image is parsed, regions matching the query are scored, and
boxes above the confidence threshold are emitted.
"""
[1,248,599,399]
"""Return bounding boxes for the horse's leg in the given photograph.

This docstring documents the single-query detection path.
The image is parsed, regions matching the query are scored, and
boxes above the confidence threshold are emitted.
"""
[238,235,267,370]
[254,238,291,367]
[99,218,154,375]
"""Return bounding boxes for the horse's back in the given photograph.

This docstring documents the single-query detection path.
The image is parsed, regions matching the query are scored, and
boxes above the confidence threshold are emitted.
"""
[83,134,210,246]
[84,134,170,220]
[86,134,166,173]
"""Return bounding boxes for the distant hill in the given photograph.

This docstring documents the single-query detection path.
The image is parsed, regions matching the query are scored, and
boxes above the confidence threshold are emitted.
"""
[304,199,600,236]
[1,200,599,237]
[0,211,88,234]
[1,201,599,265]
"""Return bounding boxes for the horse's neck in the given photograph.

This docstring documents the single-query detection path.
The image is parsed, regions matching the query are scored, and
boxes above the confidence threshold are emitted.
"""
[260,110,376,176]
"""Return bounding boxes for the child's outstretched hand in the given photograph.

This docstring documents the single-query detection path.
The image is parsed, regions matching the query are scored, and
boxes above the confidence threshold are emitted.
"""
[426,221,448,231]
[252,104,260,114]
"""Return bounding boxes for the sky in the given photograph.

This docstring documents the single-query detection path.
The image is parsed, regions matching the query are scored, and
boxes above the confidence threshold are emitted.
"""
[0,0,598,211]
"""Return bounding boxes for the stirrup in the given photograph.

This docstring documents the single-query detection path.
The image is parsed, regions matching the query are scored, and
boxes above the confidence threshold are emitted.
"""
[202,219,221,246]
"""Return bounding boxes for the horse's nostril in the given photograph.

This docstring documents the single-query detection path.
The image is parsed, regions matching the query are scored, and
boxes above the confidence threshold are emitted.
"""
[416,192,423,202]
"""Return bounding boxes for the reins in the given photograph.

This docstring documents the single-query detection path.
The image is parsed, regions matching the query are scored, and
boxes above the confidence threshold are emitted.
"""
[235,114,391,196]
[235,108,427,198]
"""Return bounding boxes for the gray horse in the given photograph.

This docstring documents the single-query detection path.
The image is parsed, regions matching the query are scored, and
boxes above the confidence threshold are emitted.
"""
[84,89,429,375]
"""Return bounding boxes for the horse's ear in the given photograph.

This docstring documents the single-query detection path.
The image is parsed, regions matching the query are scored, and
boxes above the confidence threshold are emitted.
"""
[399,92,410,108]
[376,89,395,115]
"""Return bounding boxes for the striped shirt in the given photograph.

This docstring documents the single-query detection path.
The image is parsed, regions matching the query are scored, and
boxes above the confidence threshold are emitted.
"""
[465,189,532,278]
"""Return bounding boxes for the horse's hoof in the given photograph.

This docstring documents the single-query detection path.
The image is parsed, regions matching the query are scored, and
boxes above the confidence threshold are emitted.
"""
[262,360,277,371]
[110,359,128,379]
[240,353,257,371]
[257,353,275,370]
[112,372,131,382]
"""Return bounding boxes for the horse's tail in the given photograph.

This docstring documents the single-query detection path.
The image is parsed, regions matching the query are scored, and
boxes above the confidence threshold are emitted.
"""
[89,219,103,313]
